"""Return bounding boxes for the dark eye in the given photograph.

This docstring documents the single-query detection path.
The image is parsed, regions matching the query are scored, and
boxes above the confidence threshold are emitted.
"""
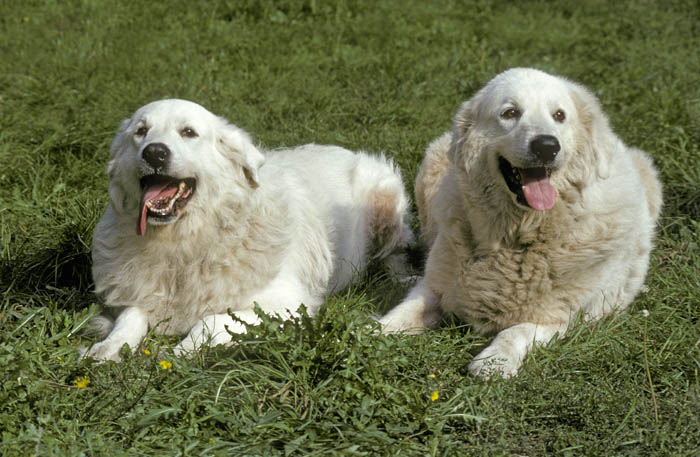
[553,109,566,122]
[501,108,521,120]
[181,127,198,138]
[135,126,149,137]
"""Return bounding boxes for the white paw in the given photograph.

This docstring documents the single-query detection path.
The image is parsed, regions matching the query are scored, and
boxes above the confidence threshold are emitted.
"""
[377,313,423,335]
[174,318,245,356]
[468,343,522,379]
[79,340,125,362]
[173,339,195,357]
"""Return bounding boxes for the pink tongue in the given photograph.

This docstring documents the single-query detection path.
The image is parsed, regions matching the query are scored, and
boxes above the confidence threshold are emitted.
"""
[136,180,179,236]
[520,168,557,211]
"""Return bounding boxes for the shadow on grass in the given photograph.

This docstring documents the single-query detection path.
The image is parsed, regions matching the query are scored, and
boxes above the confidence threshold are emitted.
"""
[2,228,93,300]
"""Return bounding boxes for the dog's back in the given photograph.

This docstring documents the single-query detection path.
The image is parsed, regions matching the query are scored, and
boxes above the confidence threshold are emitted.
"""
[266,144,414,292]
[628,147,663,224]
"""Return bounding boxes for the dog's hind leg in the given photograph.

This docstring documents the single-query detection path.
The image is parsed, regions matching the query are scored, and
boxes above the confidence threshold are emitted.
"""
[174,312,251,356]
[174,273,321,355]
[353,154,413,256]
[377,276,442,334]
[356,154,416,280]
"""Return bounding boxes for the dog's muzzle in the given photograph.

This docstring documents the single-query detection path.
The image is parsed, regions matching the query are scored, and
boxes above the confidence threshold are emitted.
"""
[136,175,197,236]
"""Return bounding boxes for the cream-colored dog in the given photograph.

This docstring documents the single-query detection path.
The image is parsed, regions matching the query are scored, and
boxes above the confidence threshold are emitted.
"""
[84,99,413,361]
[379,68,662,377]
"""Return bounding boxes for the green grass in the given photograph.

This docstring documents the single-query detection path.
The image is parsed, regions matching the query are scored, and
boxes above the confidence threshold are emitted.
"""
[1,0,698,455]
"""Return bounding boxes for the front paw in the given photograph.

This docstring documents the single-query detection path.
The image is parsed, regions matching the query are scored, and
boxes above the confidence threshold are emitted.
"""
[468,343,522,379]
[79,340,125,362]
[174,318,244,356]
[173,338,196,357]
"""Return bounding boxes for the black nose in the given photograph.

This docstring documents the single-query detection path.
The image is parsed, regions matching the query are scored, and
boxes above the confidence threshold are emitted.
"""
[142,143,170,171]
[529,135,560,164]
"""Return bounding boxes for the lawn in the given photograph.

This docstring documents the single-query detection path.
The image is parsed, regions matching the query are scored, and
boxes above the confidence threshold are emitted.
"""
[1,0,698,455]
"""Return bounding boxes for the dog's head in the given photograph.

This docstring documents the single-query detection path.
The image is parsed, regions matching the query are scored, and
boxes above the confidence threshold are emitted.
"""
[106,99,264,236]
[449,68,615,211]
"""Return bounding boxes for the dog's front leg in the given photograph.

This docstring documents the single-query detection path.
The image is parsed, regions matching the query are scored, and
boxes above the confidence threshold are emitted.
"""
[468,322,567,378]
[378,276,442,334]
[81,307,148,362]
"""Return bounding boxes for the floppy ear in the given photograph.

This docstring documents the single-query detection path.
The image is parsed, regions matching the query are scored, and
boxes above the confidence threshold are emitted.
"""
[108,118,131,160]
[570,82,615,180]
[106,118,132,214]
[448,97,480,169]
[216,119,265,188]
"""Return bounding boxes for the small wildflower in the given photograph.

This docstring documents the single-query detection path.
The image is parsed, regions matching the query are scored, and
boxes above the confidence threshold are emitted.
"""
[641,309,649,317]
[431,390,439,402]
[427,373,436,379]
[73,376,90,388]
[209,439,216,445]
[143,349,151,355]
[159,360,172,370]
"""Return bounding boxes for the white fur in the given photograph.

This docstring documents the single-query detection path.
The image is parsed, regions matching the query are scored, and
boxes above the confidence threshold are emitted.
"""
[379,68,662,378]
[83,99,413,361]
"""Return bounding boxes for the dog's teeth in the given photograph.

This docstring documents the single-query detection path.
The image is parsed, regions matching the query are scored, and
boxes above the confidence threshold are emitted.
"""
[167,183,186,212]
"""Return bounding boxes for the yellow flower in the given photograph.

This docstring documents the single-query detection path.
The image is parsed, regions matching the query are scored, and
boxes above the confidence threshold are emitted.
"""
[427,373,436,379]
[209,439,216,445]
[143,349,151,355]
[73,376,90,388]
[431,390,439,401]
[159,360,172,370]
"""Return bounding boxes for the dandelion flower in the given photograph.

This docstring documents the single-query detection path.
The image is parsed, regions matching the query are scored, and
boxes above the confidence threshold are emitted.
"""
[73,376,90,388]
[159,360,172,370]
[431,390,439,402]
[143,349,151,355]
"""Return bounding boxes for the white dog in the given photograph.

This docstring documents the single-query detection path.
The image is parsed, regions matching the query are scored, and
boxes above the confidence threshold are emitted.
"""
[84,99,413,361]
[379,68,662,377]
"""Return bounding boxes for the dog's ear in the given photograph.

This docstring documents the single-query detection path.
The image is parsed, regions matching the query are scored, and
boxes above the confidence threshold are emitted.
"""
[448,97,480,168]
[106,118,132,214]
[570,82,615,180]
[216,120,265,188]
[108,118,131,160]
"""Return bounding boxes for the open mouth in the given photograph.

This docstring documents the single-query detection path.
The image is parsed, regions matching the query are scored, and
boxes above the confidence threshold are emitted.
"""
[137,175,196,236]
[498,157,556,211]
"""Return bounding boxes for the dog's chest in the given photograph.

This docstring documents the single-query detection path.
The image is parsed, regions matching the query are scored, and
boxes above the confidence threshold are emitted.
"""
[440,209,625,330]
[98,239,283,334]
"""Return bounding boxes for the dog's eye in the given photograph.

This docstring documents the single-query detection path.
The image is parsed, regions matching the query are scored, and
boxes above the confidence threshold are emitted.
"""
[501,108,521,120]
[553,110,566,122]
[181,127,198,138]
[135,126,149,137]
